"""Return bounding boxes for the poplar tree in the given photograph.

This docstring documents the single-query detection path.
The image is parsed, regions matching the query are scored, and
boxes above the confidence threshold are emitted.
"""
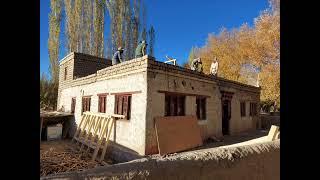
[64,0,76,52]
[93,0,105,57]
[48,0,62,84]
[148,26,155,57]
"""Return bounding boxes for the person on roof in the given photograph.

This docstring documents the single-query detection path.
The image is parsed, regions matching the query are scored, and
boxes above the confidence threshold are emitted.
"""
[190,57,203,73]
[135,40,148,58]
[112,47,124,65]
[210,57,219,76]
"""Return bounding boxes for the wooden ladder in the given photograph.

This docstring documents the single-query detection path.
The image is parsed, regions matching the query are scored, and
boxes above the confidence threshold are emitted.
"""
[72,112,125,162]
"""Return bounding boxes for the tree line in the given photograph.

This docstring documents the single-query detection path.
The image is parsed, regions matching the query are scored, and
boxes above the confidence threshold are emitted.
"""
[48,0,155,83]
[187,0,280,111]
[43,0,155,110]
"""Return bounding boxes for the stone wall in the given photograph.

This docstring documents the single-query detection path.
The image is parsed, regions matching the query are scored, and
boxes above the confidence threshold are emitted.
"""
[41,140,280,180]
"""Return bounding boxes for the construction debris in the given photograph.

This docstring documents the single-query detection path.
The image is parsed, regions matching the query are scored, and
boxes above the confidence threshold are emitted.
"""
[40,145,108,177]
[40,112,126,177]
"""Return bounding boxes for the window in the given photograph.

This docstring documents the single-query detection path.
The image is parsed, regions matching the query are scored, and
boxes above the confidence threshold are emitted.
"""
[71,97,76,114]
[250,103,257,116]
[196,97,206,120]
[115,94,132,120]
[98,95,107,113]
[240,102,246,117]
[64,67,68,80]
[82,96,91,114]
[165,94,185,116]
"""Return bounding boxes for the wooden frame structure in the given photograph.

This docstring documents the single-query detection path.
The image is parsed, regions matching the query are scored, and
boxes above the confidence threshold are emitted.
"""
[40,111,73,142]
[164,55,177,65]
[72,112,125,162]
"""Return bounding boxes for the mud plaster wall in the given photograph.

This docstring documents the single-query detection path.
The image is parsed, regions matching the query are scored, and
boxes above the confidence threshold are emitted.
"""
[226,89,260,134]
[145,69,260,155]
[57,54,260,157]
[57,55,74,109]
[42,140,280,180]
[260,114,280,129]
[145,70,221,155]
[59,72,147,155]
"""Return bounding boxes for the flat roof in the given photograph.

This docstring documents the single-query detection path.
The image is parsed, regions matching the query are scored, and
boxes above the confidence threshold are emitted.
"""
[40,111,73,118]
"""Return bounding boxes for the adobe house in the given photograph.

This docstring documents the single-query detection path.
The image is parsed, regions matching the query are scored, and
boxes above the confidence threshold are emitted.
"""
[57,52,261,161]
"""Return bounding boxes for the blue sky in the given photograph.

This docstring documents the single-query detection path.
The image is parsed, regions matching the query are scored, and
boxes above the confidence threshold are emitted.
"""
[40,0,269,77]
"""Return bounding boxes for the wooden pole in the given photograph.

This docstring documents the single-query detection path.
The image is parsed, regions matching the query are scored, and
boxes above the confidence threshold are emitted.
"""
[40,118,43,142]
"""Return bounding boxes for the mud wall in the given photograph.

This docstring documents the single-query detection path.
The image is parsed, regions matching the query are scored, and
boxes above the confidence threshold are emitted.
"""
[260,113,280,129]
[42,140,280,180]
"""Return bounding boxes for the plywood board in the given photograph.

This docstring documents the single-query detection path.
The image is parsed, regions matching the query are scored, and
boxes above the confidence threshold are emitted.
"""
[155,116,203,155]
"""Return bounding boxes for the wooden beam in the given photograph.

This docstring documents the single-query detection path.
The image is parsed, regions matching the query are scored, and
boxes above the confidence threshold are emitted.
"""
[158,90,211,98]
[97,93,108,96]
[110,91,142,95]
[40,118,43,142]
[83,112,125,119]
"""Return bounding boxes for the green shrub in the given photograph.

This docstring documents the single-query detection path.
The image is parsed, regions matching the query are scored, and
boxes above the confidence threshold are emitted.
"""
[40,73,58,110]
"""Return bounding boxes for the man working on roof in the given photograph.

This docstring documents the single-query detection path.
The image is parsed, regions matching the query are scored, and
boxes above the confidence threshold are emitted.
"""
[190,57,203,73]
[135,40,148,58]
[210,57,219,76]
[112,47,124,65]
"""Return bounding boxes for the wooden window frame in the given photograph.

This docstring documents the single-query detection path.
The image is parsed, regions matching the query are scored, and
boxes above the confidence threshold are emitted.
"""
[165,94,186,116]
[114,94,132,120]
[250,103,257,116]
[98,94,107,113]
[196,97,206,120]
[81,96,91,114]
[240,102,246,117]
[64,67,68,80]
[158,90,210,98]
[71,97,76,114]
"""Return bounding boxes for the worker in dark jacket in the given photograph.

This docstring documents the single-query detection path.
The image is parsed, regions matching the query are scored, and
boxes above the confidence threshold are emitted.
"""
[190,57,203,73]
[112,47,124,65]
[135,40,148,58]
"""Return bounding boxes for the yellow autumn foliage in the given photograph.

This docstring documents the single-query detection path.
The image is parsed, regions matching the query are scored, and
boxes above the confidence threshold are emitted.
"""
[197,1,280,108]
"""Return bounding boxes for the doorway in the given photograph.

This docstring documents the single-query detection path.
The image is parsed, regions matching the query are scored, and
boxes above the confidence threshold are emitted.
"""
[221,91,233,136]
[222,99,231,135]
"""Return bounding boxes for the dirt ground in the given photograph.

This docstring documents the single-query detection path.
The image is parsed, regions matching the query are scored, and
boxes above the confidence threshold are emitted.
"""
[196,129,269,150]
[40,139,113,177]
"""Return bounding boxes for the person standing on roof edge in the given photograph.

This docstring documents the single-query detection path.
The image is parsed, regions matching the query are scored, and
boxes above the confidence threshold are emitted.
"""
[135,40,148,58]
[210,57,219,76]
[190,57,203,73]
[112,47,124,65]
